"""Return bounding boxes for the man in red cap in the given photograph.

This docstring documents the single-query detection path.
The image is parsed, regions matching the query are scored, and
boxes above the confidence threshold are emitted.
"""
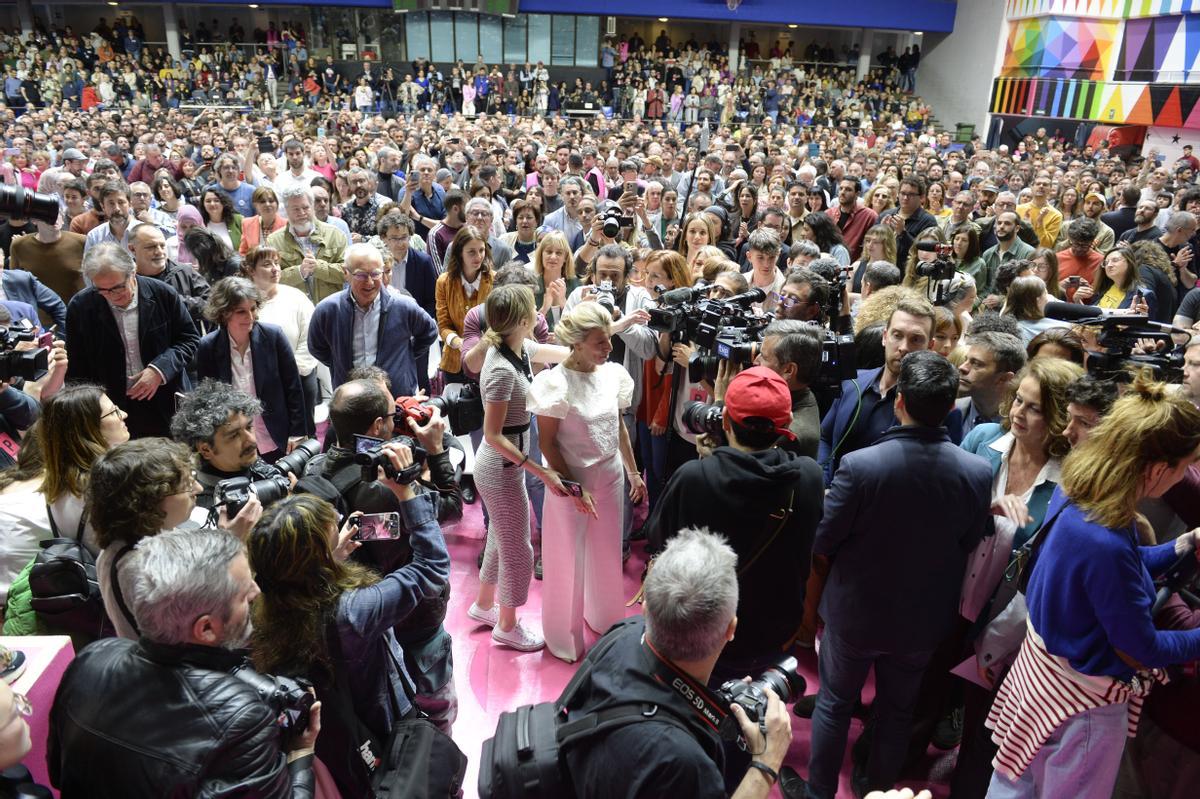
[646,365,824,689]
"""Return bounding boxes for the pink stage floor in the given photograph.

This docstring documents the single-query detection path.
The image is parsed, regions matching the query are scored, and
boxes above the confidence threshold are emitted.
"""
[439,500,954,799]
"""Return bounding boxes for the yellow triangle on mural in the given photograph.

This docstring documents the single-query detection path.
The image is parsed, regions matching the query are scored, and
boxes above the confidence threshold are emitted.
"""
[1126,86,1155,124]
[1098,84,1125,123]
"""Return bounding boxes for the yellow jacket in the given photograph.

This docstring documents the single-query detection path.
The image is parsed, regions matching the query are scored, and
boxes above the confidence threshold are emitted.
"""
[268,220,348,304]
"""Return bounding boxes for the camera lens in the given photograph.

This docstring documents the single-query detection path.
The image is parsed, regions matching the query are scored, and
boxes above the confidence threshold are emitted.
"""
[681,401,723,436]
[757,656,805,704]
[272,438,320,477]
[602,217,621,239]
[0,185,60,226]
[250,475,292,507]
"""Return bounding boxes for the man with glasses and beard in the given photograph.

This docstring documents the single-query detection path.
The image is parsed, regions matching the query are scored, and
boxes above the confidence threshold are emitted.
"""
[879,177,937,268]
[48,525,321,797]
[66,243,199,438]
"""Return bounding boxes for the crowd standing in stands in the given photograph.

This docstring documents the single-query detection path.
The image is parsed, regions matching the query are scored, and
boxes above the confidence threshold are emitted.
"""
[0,17,1199,799]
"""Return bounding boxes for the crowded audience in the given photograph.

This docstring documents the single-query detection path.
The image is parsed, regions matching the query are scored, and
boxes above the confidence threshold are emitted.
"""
[0,14,1199,799]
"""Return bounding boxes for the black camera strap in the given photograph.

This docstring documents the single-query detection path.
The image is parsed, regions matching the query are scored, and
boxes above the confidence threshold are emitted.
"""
[640,635,734,739]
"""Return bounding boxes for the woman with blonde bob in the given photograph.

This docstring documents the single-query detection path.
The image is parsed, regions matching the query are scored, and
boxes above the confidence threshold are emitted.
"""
[469,285,569,652]
[530,231,580,329]
[983,373,1200,799]
[529,302,645,662]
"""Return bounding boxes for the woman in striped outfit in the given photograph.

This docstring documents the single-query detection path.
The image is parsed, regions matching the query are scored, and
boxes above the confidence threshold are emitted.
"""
[984,373,1200,798]
[467,285,569,651]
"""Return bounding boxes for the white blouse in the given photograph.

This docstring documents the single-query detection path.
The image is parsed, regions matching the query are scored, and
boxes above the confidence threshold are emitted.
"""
[527,362,634,469]
[259,283,317,375]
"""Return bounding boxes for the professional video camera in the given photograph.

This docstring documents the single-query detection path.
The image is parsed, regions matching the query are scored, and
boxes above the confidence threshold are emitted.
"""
[713,656,806,741]
[1044,301,1185,381]
[0,324,49,382]
[601,208,633,239]
[393,384,484,436]
[211,438,321,516]
[913,241,957,303]
[354,434,428,485]
[230,666,314,734]
[0,185,60,225]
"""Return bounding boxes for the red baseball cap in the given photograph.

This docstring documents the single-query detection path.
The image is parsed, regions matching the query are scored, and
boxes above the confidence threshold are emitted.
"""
[724,366,795,441]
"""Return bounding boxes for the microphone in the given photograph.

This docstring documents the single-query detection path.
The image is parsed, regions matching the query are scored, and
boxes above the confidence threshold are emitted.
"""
[723,287,767,307]
[1043,300,1105,323]
[915,241,954,256]
[659,282,709,306]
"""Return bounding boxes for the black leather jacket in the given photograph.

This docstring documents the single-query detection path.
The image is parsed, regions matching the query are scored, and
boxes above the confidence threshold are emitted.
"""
[48,637,314,799]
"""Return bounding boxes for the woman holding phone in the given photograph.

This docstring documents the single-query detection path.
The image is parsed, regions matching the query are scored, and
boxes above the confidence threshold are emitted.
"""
[530,302,643,662]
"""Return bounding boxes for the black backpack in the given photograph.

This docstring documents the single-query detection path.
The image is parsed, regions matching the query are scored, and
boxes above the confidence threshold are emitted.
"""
[28,506,111,640]
[478,630,694,799]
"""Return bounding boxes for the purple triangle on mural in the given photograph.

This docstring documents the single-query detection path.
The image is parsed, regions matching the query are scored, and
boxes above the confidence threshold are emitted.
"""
[1156,15,1183,66]
[1122,18,1152,72]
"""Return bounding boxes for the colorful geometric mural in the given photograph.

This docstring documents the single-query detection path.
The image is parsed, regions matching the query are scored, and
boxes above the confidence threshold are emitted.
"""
[990,76,1200,129]
[1003,16,1120,79]
[1113,14,1200,82]
[1006,0,1200,20]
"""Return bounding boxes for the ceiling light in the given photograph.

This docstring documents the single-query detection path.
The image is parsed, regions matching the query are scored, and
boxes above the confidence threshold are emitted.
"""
[788,24,798,29]
[658,18,669,23]
[249,3,259,7]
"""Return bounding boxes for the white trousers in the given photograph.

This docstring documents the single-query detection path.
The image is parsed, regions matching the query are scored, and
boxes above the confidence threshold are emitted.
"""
[542,453,625,662]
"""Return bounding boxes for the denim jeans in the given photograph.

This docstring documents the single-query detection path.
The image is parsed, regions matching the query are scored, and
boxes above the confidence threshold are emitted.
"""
[806,629,935,799]
[636,420,669,514]
[986,701,1128,799]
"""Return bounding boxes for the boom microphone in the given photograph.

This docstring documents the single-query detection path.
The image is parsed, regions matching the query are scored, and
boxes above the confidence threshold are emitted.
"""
[724,288,767,307]
[1043,300,1107,323]
[659,282,709,306]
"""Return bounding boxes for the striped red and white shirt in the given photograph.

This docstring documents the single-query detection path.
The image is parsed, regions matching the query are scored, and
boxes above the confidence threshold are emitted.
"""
[985,620,1164,779]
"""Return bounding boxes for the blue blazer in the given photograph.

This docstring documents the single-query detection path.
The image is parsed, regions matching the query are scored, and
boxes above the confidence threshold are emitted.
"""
[960,422,1058,550]
[814,425,993,652]
[2,269,67,331]
[1,299,38,328]
[818,367,964,486]
[308,287,439,398]
[196,322,306,450]
[66,277,199,438]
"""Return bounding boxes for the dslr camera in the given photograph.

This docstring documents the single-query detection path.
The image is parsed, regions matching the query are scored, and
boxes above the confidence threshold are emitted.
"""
[594,280,618,313]
[601,208,633,239]
[212,438,321,516]
[354,434,428,485]
[394,385,484,436]
[231,665,314,735]
[714,656,806,741]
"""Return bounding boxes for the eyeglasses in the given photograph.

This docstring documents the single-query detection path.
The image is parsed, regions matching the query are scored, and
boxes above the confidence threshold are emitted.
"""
[101,406,125,421]
[899,191,920,198]
[350,271,384,282]
[95,280,132,296]
[771,292,810,309]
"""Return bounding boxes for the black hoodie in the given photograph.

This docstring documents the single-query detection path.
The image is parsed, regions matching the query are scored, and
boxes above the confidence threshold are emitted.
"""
[646,445,823,662]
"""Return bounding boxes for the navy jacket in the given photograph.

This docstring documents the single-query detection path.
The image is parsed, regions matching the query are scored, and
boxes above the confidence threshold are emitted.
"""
[397,248,438,321]
[195,322,306,450]
[308,287,438,397]
[818,367,963,485]
[3,269,67,330]
[814,425,992,652]
[66,277,199,438]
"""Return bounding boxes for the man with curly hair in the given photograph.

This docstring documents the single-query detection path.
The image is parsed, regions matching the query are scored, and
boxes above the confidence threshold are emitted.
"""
[170,378,280,509]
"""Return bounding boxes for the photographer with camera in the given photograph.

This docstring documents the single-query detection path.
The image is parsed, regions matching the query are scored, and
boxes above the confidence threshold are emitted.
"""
[647,365,822,685]
[308,375,463,731]
[170,379,288,511]
[248,483,457,797]
[556,527,794,799]
[49,525,322,798]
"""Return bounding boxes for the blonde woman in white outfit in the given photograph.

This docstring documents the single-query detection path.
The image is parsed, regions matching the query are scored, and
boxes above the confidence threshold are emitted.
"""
[529,302,646,662]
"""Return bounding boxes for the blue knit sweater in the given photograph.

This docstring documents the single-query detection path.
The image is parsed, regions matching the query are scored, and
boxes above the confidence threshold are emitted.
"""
[1027,490,1200,680]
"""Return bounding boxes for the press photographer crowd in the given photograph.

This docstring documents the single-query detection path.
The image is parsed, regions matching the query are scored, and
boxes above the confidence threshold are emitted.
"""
[0,15,1198,799]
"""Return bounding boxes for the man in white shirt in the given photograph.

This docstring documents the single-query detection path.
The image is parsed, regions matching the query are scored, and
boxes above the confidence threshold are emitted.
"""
[84,181,141,255]
[271,139,322,196]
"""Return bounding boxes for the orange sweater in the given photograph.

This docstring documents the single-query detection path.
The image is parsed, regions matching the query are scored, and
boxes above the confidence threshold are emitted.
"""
[435,271,493,374]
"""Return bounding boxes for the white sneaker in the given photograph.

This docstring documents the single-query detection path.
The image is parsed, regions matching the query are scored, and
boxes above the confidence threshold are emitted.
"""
[468,603,499,628]
[492,620,545,651]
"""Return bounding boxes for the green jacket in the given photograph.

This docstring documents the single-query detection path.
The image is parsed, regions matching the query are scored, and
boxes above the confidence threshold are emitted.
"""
[2,559,43,637]
[268,220,348,304]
